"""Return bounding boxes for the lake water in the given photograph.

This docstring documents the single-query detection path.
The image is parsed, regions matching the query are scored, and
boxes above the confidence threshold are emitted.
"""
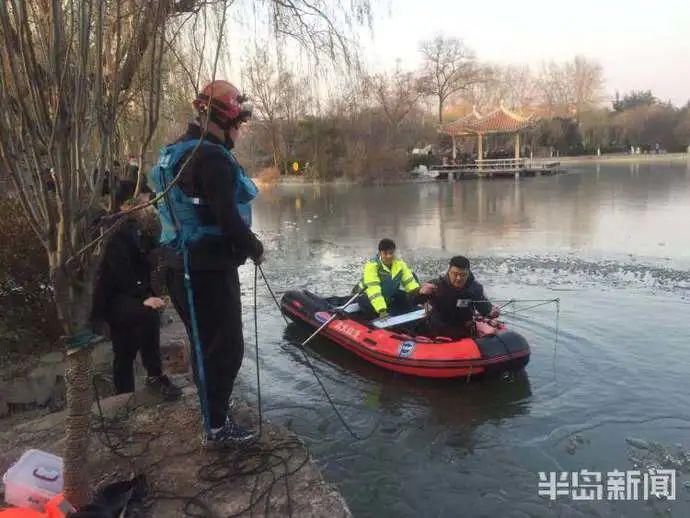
[236,161,690,517]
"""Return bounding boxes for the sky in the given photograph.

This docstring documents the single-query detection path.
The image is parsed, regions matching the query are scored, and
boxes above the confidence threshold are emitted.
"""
[358,0,690,106]
[222,0,689,108]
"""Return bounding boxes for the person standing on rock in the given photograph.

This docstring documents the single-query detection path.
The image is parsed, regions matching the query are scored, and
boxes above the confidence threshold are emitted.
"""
[148,80,263,447]
[91,180,182,400]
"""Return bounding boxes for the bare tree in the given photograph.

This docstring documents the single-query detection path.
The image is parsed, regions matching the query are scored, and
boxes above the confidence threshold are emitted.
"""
[243,46,289,170]
[0,0,216,505]
[570,55,604,118]
[537,55,603,119]
[467,64,539,112]
[537,61,574,117]
[261,0,371,66]
[279,72,312,161]
[0,0,371,506]
[368,66,420,142]
[418,35,486,123]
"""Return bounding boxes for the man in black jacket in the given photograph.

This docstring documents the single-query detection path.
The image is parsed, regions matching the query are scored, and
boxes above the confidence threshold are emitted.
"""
[92,181,181,399]
[419,256,499,339]
[159,80,264,447]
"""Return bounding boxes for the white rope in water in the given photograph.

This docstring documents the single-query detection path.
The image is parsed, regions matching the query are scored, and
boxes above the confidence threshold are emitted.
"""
[497,298,561,381]
[499,299,560,315]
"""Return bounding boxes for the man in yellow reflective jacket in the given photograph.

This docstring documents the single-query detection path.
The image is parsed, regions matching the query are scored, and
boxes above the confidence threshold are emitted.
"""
[357,238,420,319]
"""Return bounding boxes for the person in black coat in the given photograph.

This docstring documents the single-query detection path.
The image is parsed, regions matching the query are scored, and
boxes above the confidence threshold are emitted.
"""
[159,80,264,447]
[418,256,499,339]
[92,180,181,399]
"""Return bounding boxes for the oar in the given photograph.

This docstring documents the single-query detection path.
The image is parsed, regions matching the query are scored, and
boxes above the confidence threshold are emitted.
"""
[301,290,363,348]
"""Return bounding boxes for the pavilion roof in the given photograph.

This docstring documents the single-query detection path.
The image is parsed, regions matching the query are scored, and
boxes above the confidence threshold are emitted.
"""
[440,104,537,136]
[439,107,482,136]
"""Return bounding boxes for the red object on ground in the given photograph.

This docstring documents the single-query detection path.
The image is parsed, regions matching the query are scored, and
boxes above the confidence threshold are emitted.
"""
[0,493,73,518]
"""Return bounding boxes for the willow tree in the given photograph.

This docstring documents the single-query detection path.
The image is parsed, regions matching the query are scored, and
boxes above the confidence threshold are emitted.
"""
[0,0,219,505]
[0,0,370,507]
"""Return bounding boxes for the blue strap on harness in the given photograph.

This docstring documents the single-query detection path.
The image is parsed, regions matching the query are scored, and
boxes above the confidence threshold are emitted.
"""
[182,247,212,434]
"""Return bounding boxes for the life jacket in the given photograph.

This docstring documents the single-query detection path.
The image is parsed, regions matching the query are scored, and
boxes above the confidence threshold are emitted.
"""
[358,256,419,313]
[147,139,257,249]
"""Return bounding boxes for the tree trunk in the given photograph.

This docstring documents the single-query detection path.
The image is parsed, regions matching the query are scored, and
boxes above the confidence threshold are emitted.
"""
[64,348,94,507]
[438,98,443,125]
[270,122,282,172]
[53,264,95,507]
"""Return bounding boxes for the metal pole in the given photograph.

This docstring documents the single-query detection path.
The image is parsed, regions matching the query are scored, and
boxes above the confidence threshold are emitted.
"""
[301,290,363,348]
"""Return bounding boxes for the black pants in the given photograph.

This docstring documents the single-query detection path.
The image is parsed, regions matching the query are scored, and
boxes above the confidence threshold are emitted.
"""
[106,296,162,394]
[167,267,244,429]
[426,313,474,340]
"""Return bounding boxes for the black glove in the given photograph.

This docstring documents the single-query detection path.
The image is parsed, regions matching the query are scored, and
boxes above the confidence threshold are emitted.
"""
[248,234,264,264]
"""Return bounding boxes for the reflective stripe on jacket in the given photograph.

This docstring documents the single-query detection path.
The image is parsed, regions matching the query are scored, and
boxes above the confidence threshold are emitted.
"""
[358,257,419,313]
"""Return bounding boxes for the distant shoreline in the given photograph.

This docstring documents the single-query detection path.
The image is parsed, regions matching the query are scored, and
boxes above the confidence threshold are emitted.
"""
[551,152,688,166]
[267,152,689,186]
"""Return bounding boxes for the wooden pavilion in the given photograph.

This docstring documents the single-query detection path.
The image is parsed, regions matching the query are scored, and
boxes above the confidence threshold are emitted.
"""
[428,104,561,178]
[439,103,536,162]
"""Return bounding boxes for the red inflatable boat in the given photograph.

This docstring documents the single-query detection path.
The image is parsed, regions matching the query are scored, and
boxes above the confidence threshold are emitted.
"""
[280,290,530,379]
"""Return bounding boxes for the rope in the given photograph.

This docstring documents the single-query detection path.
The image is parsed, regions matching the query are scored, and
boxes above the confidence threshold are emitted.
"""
[254,263,263,438]
[88,269,303,518]
[499,298,561,380]
[91,376,161,461]
[258,264,289,326]
[90,372,304,518]
[258,265,377,442]
[500,298,560,315]
[183,247,211,436]
[496,298,516,311]
[153,438,309,518]
[488,299,561,303]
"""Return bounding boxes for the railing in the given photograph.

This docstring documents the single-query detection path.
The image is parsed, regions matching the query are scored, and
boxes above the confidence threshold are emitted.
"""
[431,158,526,172]
[430,157,560,172]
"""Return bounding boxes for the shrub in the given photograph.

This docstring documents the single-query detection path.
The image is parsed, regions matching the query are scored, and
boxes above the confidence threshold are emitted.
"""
[254,166,281,185]
[0,198,61,354]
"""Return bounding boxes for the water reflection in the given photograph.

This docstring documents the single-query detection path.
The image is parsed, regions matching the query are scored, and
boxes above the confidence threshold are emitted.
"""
[246,164,690,517]
[254,163,690,266]
[283,324,532,449]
